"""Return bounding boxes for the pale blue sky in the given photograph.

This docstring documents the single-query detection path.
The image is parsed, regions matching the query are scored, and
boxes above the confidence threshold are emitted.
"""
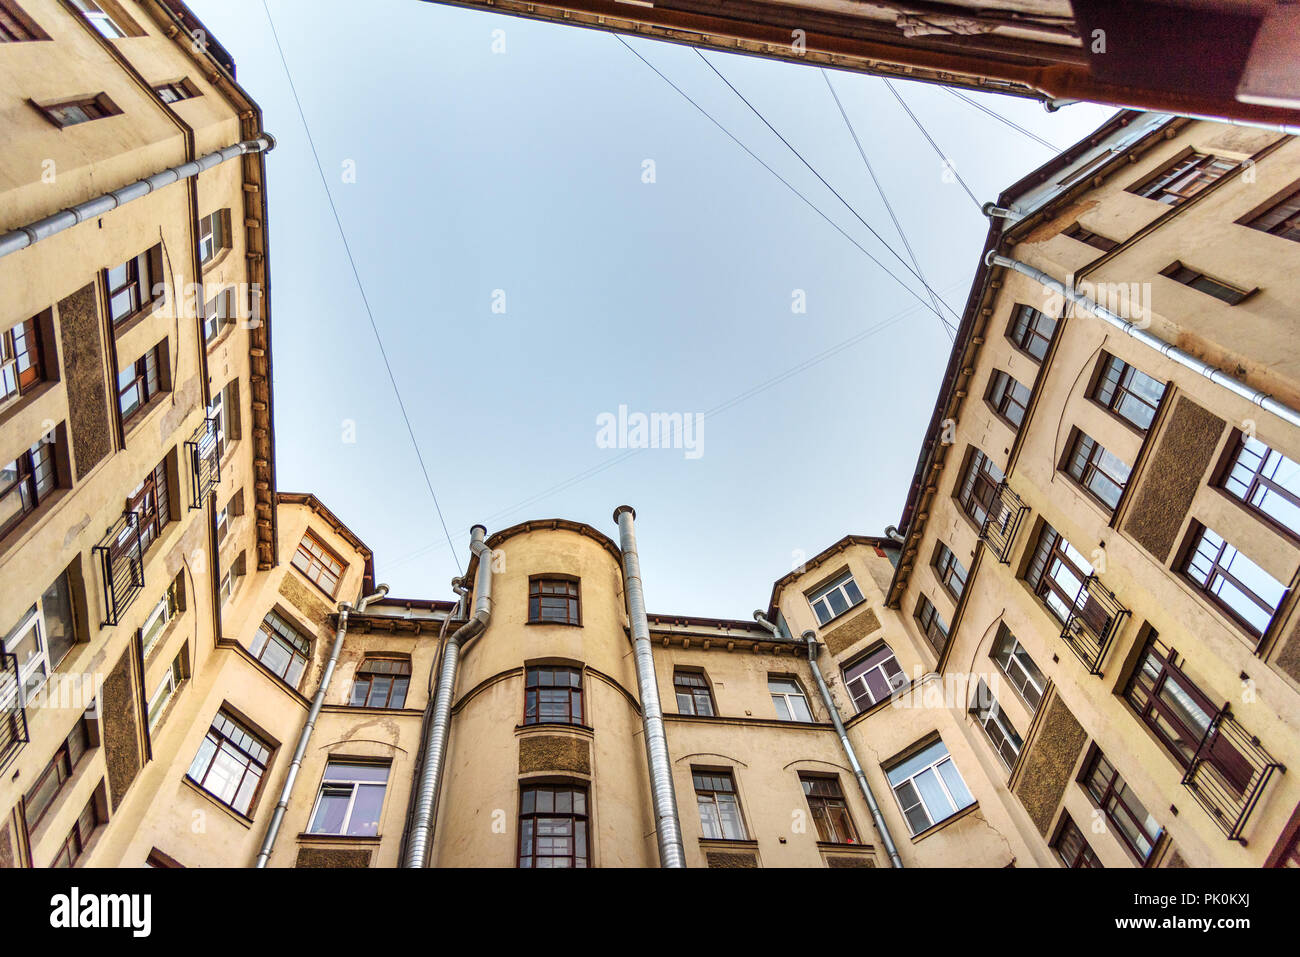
[191,0,1113,616]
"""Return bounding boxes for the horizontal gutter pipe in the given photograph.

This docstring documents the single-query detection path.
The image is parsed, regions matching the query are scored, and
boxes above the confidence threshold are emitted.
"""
[987,252,1300,430]
[614,505,686,868]
[403,524,493,868]
[1043,98,1300,136]
[0,136,276,260]
[254,582,388,868]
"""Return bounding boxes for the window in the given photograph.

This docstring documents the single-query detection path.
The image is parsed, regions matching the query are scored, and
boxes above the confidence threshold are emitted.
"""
[215,489,240,543]
[24,713,93,829]
[216,502,229,542]
[350,656,410,708]
[1064,222,1117,252]
[1007,303,1057,361]
[0,433,57,539]
[1,316,43,406]
[117,342,164,425]
[769,676,812,722]
[986,370,1030,427]
[198,210,230,265]
[991,624,1045,711]
[956,448,1004,527]
[1053,814,1103,868]
[1091,353,1165,432]
[202,287,236,343]
[807,572,865,626]
[1130,152,1236,205]
[219,552,245,607]
[1161,262,1251,305]
[1063,430,1131,510]
[915,595,949,655]
[140,577,181,658]
[35,93,119,128]
[969,679,1023,771]
[250,611,310,687]
[51,789,102,868]
[0,1,47,41]
[886,739,974,836]
[674,670,715,716]
[147,648,186,731]
[694,770,747,840]
[1082,748,1162,864]
[106,245,163,325]
[1124,635,1239,782]
[186,709,271,816]
[292,530,345,597]
[528,577,580,625]
[801,775,858,844]
[1182,525,1285,639]
[519,785,588,867]
[524,665,583,725]
[842,645,906,712]
[1025,523,1094,626]
[933,542,968,601]
[127,455,170,552]
[2,571,77,706]
[154,79,198,103]
[1218,432,1300,539]
[71,0,131,38]
[308,761,390,837]
[1243,182,1300,242]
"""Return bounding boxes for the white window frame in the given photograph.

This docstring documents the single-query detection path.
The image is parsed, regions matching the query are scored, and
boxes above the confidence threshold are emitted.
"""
[887,741,974,836]
[808,571,865,625]
[969,679,1023,771]
[147,653,184,731]
[1,604,49,709]
[768,676,812,722]
[307,762,390,837]
[140,583,178,658]
[199,210,227,265]
[843,647,907,711]
[991,627,1045,711]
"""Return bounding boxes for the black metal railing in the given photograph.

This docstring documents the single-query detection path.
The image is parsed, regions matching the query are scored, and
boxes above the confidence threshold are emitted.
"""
[1060,574,1128,675]
[979,481,1029,564]
[93,511,145,626]
[0,651,30,772]
[1182,706,1284,843]
[185,416,220,509]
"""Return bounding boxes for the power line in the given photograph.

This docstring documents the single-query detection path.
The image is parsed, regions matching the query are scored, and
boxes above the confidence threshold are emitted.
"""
[822,70,953,341]
[883,79,983,211]
[694,50,963,330]
[612,35,949,328]
[261,0,463,575]
[945,87,1063,152]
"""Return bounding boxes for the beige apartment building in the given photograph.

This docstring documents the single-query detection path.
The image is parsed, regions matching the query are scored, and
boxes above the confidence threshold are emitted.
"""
[3,1,1300,870]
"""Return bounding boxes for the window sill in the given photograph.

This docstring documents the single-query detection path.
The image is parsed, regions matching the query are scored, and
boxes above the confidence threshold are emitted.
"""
[525,619,583,628]
[907,801,980,843]
[812,599,867,631]
[515,721,594,737]
[201,247,233,274]
[121,390,170,441]
[698,837,758,849]
[0,379,57,431]
[295,832,381,846]
[111,298,164,339]
[180,775,254,828]
[204,323,237,354]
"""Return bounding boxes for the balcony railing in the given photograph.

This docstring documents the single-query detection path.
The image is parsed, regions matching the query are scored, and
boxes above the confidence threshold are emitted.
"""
[185,416,221,509]
[0,651,29,772]
[1060,574,1128,675]
[1183,706,1284,843]
[93,511,145,626]
[979,481,1029,564]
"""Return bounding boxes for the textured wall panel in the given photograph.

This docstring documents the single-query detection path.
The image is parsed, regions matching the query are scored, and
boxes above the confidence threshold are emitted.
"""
[56,283,112,479]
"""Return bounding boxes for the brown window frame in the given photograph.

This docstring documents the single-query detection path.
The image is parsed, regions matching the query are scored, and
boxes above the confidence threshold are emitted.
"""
[1063,222,1118,252]
[1123,634,1224,773]
[126,456,170,553]
[800,774,859,845]
[673,669,715,716]
[933,542,968,601]
[1179,523,1285,641]
[518,784,588,868]
[1160,261,1252,305]
[693,769,748,841]
[1241,182,1300,243]
[1061,429,1130,512]
[117,342,165,426]
[154,77,199,104]
[0,316,44,405]
[1089,352,1165,433]
[956,447,1004,527]
[1006,303,1057,361]
[33,92,120,129]
[1024,522,1093,627]
[914,595,949,656]
[990,623,1045,712]
[0,434,58,540]
[985,369,1030,428]
[106,245,164,326]
[249,610,311,688]
[523,665,584,726]
[349,656,411,709]
[527,576,580,625]
[186,708,272,818]
[1052,814,1103,868]
[24,715,93,830]
[291,529,346,598]
[198,209,231,265]
[1129,152,1237,205]
[51,787,102,867]
[0,1,49,41]
[1215,430,1300,543]
[1080,746,1163,865]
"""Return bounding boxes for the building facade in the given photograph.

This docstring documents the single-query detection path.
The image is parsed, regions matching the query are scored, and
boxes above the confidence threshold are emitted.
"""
[2,0,1300,869]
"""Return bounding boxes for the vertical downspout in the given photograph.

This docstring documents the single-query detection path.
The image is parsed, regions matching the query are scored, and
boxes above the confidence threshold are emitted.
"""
[803,629,904,868]
[403,524,493,868]
[613,506,686,868]
[254,582,389,868]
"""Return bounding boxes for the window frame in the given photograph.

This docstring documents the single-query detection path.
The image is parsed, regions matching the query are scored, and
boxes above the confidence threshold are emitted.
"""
[990,623,1045,712]
[306,760,391,838]
[1215,430,1300,543]
[249,610,311,688]
[185,708,272,817]
[146,648,186,731]
[956,447,1004,528]
[0,1,49,41]
[806,570,865,626]
[914,595,949,655]
[1052,814,1103,868]
[1024,522,1094,626]
[518,784,589,868]
[1123,634,1221,773]
[23,714,93,830]
[1080,746,1163,865]
[51,788,102,868]
[1179,523,1285,641]
[673,669,715,716]
[105,245,163,327]
[1006,303,1057,361]
[349,656,411,709]
[1160,261,1253,305]
[885,739,975,836]
[985,369,1031,428]
[933,542,968,601]
[523,664,584,726]
[969,678,1023,771]
[33,92,120,129]
[693,769,748,841]
[1061,429,1131,512]
[1241,181,1300,243]
[198,209,230,266]
[527,576,581,626]
[841,644,907,713]
[1089,352,1165,433]
[0,433,58,540]
[291,529,346,598]
[1129,151,1237,206]
[1063,222,1118,252]
[0,316,44,408]
[800,774,859,845]
[768,675,813,722]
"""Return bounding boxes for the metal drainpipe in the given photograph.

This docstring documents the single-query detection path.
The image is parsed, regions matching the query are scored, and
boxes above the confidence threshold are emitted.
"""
[797,624,904,868]
[1042,98,1300,136]
[613,505,687,868]
[0,136,276,260]
[987,251,1300,430]
[253,581,389,868]
[403,524,493,868]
